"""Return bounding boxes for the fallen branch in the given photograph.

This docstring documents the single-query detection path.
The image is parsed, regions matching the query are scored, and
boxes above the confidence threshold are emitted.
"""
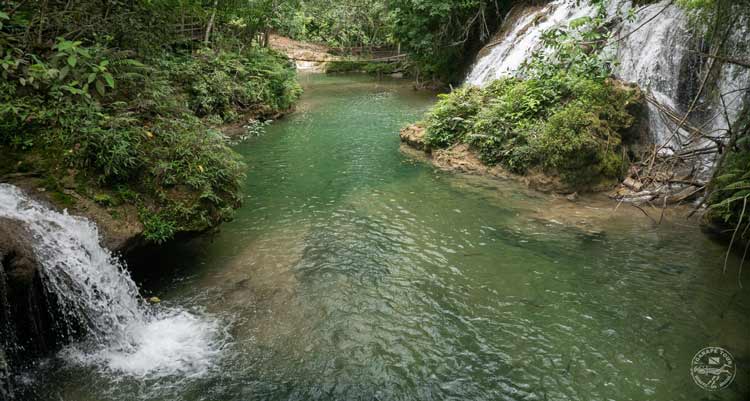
[686,50,750,69]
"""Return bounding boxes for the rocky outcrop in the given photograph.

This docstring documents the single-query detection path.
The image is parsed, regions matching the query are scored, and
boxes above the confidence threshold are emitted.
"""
[399,124,579,194]
[0,218,69,400]
[399,124,429,151]
[2,177,144,253]
[0,258,12,401]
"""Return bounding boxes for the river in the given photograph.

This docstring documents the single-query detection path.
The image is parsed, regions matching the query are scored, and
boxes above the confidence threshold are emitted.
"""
[20,74,749,401]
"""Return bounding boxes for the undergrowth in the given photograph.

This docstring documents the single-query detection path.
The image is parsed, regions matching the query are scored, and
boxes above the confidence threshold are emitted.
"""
[706,132,750,247]
[0,37,300,243]
[423,74,640,188]
[418,1,642,191]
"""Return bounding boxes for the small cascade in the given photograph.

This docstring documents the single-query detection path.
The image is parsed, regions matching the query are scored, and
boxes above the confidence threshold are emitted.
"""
[465,0,597,86]
[610,0,750,175]
[0,184,225,379]
[465,0,750,176]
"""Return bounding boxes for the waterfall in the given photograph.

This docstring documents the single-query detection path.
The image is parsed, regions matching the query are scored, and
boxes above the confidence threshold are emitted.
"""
[0,184,225,379]
[465,0,598,86]
[609,0,750,174]
[465,0,750,175]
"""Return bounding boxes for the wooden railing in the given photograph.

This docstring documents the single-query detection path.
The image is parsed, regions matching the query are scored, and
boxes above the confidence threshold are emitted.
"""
[174,17,205,41]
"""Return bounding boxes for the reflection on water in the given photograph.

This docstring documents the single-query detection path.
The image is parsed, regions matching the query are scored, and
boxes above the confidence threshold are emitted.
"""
[23,74,750,401]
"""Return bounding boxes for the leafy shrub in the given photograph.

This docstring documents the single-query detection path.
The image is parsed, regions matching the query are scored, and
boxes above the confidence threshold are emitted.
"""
[707,145,750,240]
[1,39,299,243]
[424,86,483,148]
[164,48,302,121]
[326,60,405,76]
[423,72,640,188]
[140,210,178,244]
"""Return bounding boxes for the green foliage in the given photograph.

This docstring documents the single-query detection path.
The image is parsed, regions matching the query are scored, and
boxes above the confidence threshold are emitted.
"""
[163,48,301,121]
[325,60,368,73]
[0,0,301,243]
[424,86,484,148]
[522,1,613,81]
[707,145,750,240]
[424,73,638,188]
[140,210,178,244]
[387,0,505,83]
[325,59,404,76]
[416,1,645,190]
[285,0,390,48]
[288,0,505,83]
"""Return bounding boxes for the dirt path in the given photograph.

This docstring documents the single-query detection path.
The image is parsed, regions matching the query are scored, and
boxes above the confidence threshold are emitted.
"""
[269,34,339,71]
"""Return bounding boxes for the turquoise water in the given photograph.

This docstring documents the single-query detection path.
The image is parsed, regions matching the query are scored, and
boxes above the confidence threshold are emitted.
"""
[24,74,749,400]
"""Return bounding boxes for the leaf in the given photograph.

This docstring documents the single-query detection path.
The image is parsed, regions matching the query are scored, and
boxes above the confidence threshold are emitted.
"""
[88,73,97,84]
[59,66,70,80]
[95,79,106,96]
[710,192,750,209]
[103,72,115,88]
[67,55,77,67]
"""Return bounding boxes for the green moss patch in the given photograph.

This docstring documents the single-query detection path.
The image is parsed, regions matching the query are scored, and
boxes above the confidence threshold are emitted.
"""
[422,73,642,191]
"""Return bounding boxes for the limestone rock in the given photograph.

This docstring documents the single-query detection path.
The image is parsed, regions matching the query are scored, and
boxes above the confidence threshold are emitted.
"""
[399,124,428,151]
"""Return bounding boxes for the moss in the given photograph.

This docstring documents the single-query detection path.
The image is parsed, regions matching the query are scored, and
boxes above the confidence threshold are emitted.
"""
[49,191,76,208]
[422,73,641,191]
[93,194,114,207]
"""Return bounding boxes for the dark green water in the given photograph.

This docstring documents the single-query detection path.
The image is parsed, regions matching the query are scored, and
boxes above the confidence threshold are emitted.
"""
[25,74,749,400]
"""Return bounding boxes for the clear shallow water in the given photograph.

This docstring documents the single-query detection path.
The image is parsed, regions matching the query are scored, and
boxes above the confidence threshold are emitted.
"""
[22,74,749,400]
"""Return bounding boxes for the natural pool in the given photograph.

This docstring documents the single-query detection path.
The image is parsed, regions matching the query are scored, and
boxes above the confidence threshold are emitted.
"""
[22,74,749,401]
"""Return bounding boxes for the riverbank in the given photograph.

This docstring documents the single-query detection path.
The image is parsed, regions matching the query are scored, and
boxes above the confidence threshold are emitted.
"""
[1,48,301,250]
[400,124,573,193]
[16,74,747,401]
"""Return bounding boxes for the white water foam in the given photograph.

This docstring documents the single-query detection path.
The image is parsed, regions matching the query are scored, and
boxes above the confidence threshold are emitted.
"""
[464,0,750,175]
[465,0,598,86]
[0,184,226,378]
[62,309,225,379]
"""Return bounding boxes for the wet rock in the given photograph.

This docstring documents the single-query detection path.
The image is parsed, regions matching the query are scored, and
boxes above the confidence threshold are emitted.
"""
[566,192,579,202]
[147,297,161,304]
[0,348,10,401]
[399,124,428,151]
[4,178,144,253]
[0,217,68,390]
[0,265,11,401]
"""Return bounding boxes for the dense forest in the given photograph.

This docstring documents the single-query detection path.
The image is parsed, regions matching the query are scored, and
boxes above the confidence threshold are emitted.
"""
[2,0,747,246]
[0,0,515,243]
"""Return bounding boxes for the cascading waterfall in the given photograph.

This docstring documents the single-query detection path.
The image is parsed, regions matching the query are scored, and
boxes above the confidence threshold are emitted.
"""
[465,0,750,176]
[608,0,750,175]
[0,184,225,379]
[465,0,598,85]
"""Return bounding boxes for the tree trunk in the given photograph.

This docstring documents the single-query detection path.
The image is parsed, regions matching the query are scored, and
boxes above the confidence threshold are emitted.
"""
[204,0,218,46]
